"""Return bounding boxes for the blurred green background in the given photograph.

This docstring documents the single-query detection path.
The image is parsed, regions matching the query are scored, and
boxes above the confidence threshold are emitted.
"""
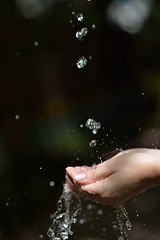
[0,0,160,239]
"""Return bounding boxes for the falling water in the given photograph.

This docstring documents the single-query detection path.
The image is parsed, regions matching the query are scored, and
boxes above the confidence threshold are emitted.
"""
[47,3,132,238]
[113,205,132,240]
[47,183,81,240]
[47,188,131,240]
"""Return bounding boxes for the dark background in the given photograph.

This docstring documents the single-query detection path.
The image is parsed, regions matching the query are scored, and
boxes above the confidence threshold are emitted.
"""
[0,0,160,239]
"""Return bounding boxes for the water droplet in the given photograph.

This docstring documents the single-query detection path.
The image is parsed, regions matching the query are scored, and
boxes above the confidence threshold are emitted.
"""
[87,204,93,210]
[125,220,131,231]
[76,27,88,41]
[34,41,39,47]
[97,209,103,215]
[16,51,20,56]
[79,218,85,224]
[15,114,20,120]
[89,139,97,148]
[49,181,55,187]
[86,118,101,134]
[91,24,96,30]
[76,57,87,69]
[76,13,83,22]
[112,224,117,230]
[118,236,124,240]
[92,129,97,134]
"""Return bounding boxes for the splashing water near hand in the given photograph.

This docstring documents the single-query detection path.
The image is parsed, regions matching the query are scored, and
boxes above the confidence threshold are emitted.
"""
[47,181,81,240]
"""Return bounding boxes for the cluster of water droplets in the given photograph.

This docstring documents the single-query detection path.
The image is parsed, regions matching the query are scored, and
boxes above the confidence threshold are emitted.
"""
[85,118,101,148]
[71,8,95,69]
[47,183,81,240]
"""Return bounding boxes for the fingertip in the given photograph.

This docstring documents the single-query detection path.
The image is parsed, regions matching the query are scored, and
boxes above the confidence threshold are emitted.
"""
[66,166,74,172]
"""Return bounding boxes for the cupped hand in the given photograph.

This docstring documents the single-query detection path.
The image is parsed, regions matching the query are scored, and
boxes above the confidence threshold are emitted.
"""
[66,148,160,206]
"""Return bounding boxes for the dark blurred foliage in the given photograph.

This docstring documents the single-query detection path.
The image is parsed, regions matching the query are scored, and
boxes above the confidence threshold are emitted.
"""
[0,0,160,239]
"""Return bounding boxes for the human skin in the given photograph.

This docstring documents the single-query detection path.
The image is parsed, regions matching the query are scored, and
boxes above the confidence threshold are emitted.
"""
[66,148,160,206]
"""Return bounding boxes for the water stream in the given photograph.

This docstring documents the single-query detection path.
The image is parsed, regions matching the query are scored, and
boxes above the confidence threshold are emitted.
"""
[47,183,81,240]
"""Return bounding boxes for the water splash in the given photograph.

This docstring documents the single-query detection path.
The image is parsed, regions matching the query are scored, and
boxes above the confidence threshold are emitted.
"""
[47,182,131,240]
[47,184,81,240]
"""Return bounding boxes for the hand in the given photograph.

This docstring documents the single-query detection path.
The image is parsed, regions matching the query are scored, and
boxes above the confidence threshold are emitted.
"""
[66,148,160,206]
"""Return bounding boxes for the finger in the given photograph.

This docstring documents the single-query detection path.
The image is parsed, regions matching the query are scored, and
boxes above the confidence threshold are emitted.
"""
[73,160,116,185]
[81,178,111,195]
[79,178,116,205]
[66,166,89,180]
[66,167,80,178]
[66,166,90,190]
